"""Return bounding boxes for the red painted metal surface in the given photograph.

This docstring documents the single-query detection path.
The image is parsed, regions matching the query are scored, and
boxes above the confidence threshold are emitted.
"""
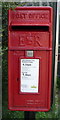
[8,7,53,111]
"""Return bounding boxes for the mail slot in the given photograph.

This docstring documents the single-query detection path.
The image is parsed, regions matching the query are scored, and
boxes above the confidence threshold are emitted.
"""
[8,7,53,111]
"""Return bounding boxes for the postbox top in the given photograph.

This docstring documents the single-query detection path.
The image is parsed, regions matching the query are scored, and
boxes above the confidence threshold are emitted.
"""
[14,6,52,10]
[8,6,53,26]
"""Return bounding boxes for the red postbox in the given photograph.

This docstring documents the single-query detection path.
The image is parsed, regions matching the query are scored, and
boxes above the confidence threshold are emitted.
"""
[8,7,53,111]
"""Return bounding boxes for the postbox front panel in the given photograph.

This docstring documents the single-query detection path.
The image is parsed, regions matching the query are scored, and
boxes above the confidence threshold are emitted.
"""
[8,7,52,50]
[8,7,53,111]
[9,27,50,50]
[8,50,52,111]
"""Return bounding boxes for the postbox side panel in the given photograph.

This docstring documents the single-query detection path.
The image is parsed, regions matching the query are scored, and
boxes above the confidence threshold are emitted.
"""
[8,50,52,111]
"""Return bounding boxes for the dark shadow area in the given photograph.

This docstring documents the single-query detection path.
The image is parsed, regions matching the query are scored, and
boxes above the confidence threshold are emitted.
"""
[11,26,49,32]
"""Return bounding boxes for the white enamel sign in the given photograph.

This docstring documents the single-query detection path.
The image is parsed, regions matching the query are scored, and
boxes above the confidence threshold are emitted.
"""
[20,59,39,93]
